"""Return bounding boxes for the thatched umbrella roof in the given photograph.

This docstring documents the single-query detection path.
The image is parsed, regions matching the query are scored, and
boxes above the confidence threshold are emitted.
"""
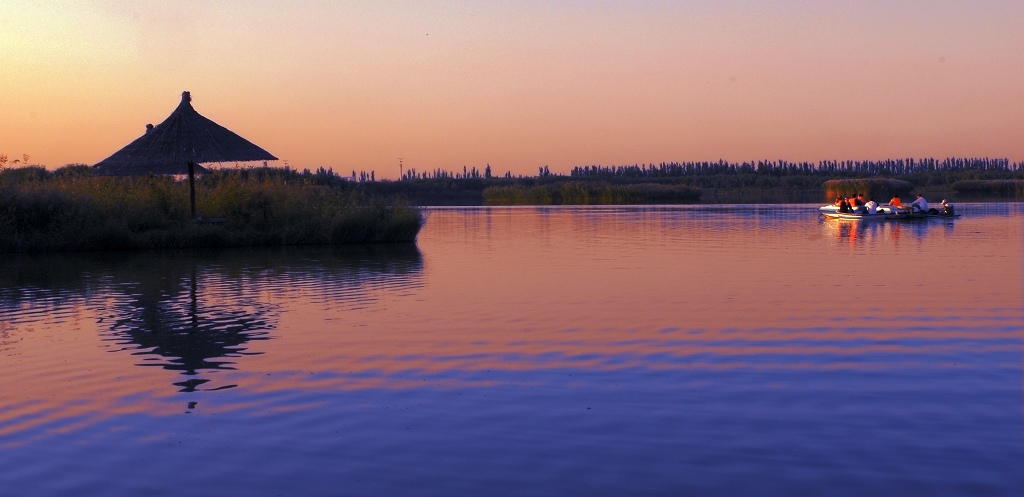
[93,91,277,176]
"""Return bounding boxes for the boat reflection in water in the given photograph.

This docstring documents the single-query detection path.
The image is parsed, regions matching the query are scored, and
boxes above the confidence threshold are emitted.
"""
[0,245,423,393]
[822,214,956,246]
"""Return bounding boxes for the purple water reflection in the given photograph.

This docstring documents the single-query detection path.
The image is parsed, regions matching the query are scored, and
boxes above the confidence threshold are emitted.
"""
[1,204,1021,496]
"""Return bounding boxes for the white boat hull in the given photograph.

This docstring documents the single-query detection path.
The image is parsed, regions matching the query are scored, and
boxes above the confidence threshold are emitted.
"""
[821,211,889,221]
[818,204,958,221]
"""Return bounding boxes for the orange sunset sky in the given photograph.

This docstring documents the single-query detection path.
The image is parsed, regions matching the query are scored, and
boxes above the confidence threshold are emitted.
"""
[2,1,1022,179]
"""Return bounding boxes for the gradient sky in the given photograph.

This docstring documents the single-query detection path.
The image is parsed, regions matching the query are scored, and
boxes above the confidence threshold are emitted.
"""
[2,0,1021,178]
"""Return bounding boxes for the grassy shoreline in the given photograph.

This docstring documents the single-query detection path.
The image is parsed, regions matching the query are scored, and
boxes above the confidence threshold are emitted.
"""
[3,160,1021,252]
[0,166,424,253]
[389,181,1019,206]
[483,181,701,205]
[949,179,1024,199]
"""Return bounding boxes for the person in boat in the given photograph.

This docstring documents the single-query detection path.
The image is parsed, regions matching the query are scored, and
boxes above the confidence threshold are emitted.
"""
[911,194,929,213]
[838,197,851,213]
[889,194,902,207]
[855,193,868,213]
[941,199,955,216]
[847,194,862,213]
[864,198,879,214]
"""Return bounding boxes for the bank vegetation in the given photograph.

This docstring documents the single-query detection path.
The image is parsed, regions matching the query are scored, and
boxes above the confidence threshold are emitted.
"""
[0,165,423,253]
[483,181,702,205]
[951,179,1024,198]
[822,178,915,202]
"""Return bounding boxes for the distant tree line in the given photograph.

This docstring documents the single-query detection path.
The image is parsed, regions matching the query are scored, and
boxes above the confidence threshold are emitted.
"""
[337,156,1024,200]
[570,157,1021,179]
[396,164,499,181]
[313,156,1024,204]
[5,156,1021,206]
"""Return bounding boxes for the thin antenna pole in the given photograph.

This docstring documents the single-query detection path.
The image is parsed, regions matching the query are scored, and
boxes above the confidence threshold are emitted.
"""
[399,158,404,180]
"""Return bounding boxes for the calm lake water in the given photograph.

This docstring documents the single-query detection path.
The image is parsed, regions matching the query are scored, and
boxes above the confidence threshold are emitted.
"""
[1,204,1022,496]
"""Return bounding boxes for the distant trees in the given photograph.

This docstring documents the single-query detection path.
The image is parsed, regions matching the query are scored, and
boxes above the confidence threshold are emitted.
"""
[269,157,1024,185]
[400,165,490,180]
[570,157,1020,179]
[361,156,1024,204]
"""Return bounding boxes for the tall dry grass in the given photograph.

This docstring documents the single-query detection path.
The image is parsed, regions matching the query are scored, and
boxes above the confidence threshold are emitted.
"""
[822,178,914,202]
[0,165,423,253]
[951,179,1024,198]
[483,181,701,205]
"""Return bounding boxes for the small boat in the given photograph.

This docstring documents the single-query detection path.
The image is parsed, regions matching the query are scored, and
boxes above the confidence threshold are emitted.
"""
[819,204,960,221]
[892,210,961,220]
[819,204,896,221]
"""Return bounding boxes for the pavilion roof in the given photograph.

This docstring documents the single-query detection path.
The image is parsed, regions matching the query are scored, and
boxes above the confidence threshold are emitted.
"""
[94,91,277,176]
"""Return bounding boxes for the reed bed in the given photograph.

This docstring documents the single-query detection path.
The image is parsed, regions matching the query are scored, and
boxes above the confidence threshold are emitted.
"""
[951,179,1024,198]
[822,178,914,202]
[483,181,701,205]
[0,166,423,253]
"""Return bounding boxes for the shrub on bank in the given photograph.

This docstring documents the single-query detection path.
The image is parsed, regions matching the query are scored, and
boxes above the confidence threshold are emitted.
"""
[823,178,914,203]
[0,166,424,253]
[483,181,702,205]
[951,179,1024,197]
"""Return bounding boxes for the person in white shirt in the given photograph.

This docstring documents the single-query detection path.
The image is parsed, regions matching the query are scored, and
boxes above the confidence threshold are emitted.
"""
[864,198,879,214]
[911,194,929,213]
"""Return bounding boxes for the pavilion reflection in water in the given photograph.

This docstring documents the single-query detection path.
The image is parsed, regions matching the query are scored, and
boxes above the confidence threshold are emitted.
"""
[100,263,276,392]
[0,245,424,392]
